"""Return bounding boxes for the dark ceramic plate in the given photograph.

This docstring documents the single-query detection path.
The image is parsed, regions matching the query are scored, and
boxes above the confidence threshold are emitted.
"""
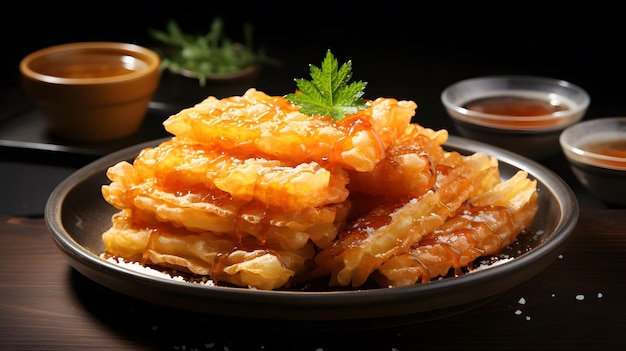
[45,135,578,329]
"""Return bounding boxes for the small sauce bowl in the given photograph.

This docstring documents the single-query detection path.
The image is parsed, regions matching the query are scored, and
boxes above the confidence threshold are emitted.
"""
[441,75,590,160]
[560,117,626,206]
[20,42,161,142]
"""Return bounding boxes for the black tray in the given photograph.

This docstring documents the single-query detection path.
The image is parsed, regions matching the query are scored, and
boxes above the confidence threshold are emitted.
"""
[0,94,173,167]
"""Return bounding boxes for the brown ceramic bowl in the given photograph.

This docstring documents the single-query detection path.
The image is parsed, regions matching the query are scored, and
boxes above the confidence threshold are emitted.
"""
[441,75,590,160]
[20,42,161,142]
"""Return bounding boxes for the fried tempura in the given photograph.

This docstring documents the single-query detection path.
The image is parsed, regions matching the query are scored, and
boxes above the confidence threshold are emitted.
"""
[131,138,350,210]
[374,171,539,287]
[102,209,315,290]
[163,89,417,172]
[101,88,539,290]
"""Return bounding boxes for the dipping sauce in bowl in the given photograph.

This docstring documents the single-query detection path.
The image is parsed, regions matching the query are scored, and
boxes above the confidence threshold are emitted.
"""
[442,76,590,160]
[560,117,626,206]
[580,139,626,161]
[20,42,161,142]
[464,95,569,118]
[36,53,144,79]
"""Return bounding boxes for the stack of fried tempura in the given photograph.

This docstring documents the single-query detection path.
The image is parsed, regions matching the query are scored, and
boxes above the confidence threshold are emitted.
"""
[101,88,537,290]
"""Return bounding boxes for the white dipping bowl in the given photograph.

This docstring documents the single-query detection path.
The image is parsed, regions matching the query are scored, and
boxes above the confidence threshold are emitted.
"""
[442,75,590,160]
[560,117,626,206]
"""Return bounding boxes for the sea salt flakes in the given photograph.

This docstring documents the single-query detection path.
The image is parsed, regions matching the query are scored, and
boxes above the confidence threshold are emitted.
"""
[576,294,585,301]
[513,297,533,320]
[470,256,514,273]
[103,255,216,286]
[459,209,498,225]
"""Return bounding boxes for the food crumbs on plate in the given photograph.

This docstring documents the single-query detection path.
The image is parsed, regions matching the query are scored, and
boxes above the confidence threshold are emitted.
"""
[576,294,585,301]
[558,254,563,259]
[525,316,531,320]
[598,292,604,298]
[515,309,522,315]
[518,297,526,305]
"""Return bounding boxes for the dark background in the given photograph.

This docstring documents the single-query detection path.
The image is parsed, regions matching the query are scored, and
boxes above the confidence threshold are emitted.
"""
[6,1,623,216]
[2,2,624,133]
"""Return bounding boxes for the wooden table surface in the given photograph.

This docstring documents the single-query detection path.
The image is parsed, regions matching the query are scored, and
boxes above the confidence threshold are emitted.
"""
[1,209,625,350]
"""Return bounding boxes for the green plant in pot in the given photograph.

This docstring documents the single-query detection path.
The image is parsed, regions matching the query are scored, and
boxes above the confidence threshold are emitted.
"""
[149,17,280,110]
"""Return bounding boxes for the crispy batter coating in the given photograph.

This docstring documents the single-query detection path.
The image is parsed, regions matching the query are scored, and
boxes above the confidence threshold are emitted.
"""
[374,171,538,287]
[163,89,417,172]
[130,138,350,210]
[102,209,315,290]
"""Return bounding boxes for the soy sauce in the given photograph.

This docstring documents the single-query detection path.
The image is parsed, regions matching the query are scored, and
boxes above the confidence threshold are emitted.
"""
[463,96,569,117]
[42,54,143,78]
[581,139,626,159]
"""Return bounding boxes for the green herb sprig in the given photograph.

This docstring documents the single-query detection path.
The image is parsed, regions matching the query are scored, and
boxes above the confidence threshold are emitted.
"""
[285,50,368,121]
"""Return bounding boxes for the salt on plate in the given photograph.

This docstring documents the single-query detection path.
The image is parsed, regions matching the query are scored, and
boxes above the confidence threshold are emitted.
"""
[103,255,216,286]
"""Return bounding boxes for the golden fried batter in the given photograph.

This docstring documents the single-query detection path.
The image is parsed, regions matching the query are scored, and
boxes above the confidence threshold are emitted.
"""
[163,89,417,172]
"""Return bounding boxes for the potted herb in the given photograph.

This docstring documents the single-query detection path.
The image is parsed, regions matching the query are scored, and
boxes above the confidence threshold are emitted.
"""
[148,17,280,109]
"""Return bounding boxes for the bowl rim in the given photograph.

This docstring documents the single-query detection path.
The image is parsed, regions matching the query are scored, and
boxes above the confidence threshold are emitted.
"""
[559,116,626,170]
[441,75,590,131]
[19,41,160,85]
